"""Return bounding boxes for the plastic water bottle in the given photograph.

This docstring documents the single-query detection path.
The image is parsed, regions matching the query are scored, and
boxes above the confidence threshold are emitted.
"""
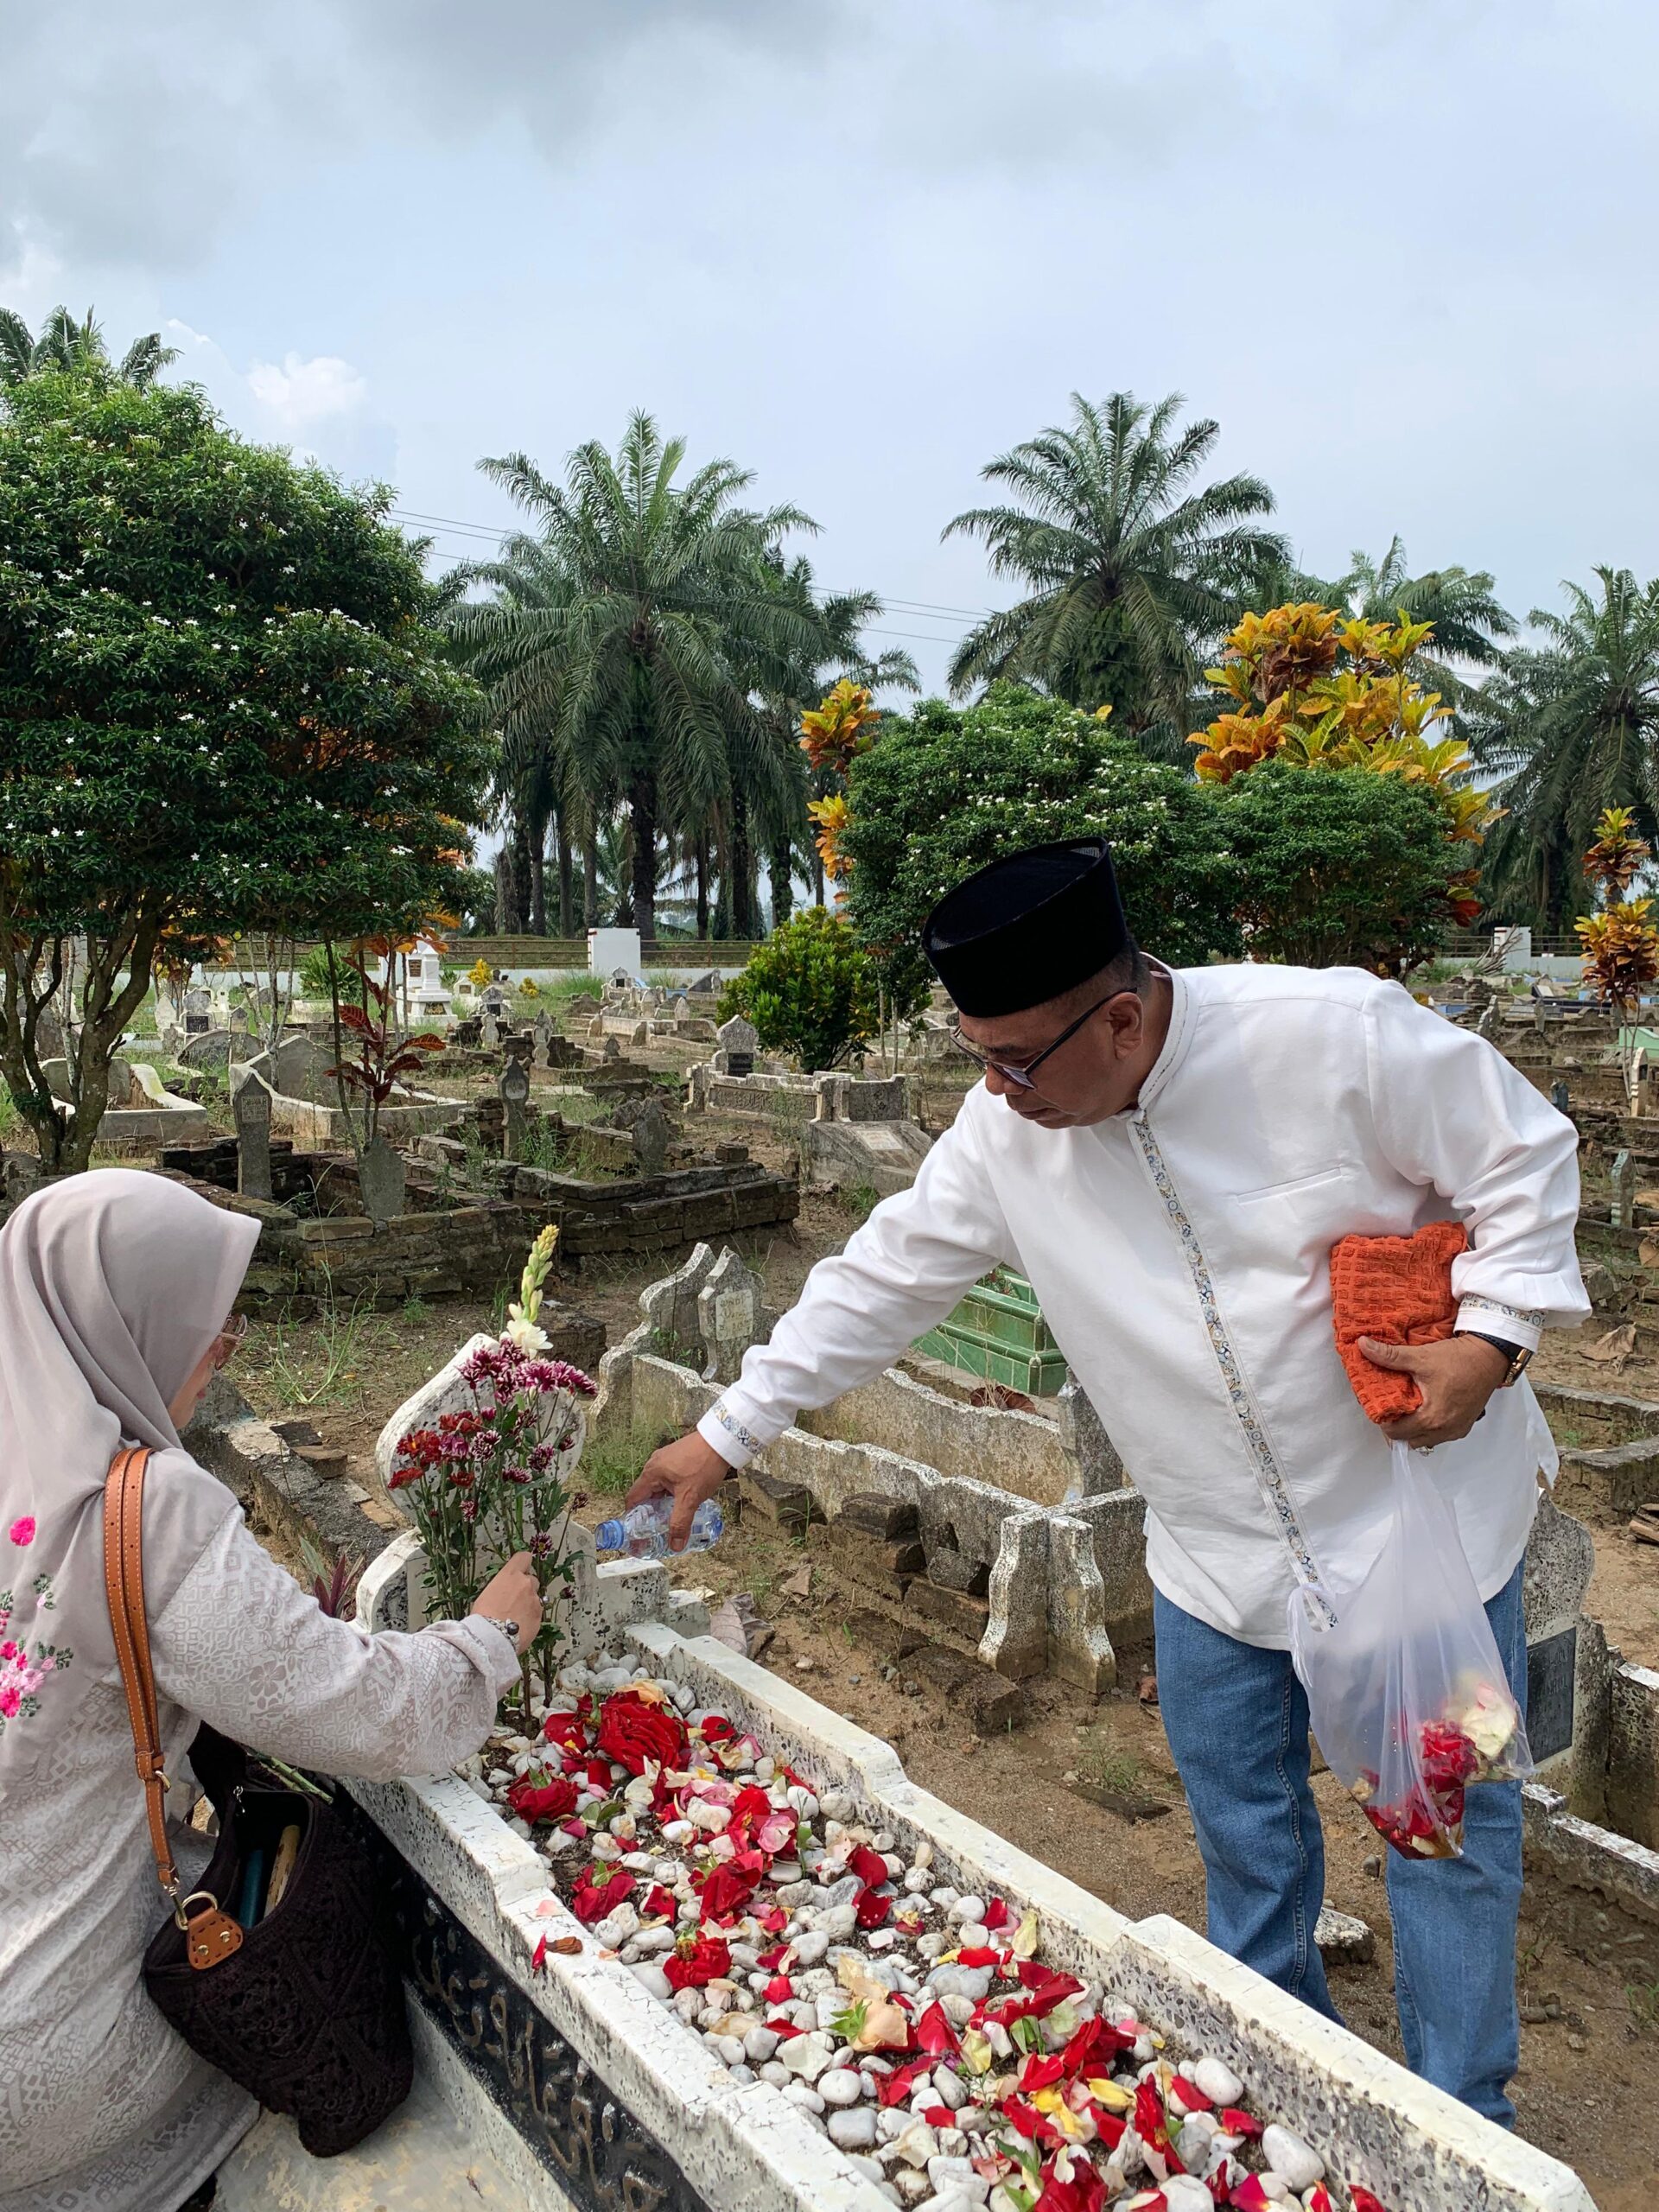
[594,1497,724,1559]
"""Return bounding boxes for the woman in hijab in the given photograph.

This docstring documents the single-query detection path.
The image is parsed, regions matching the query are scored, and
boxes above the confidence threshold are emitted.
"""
[0,1172,540,2212]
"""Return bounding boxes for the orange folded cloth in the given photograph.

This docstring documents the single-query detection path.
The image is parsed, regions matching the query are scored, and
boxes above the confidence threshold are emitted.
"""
[1330,1220,1469,1424]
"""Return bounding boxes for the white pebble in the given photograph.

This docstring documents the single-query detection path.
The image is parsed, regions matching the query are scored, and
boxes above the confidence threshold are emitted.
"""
[948,1896,986,1925]
[820,2068,864,2107]
[1160,2182,1217,2212]
[744,2025,780,2064]
[760,2060,790,2087]
[1261,2126,1324,2193]
[1192,2056,1244,2107]
[931,2068,968,2108]
[628,1963,671,2000]
[783,2082,826,2115]
[793,1931,830,1967]
[714,2034,747,2068]
[829,2106,878,2152]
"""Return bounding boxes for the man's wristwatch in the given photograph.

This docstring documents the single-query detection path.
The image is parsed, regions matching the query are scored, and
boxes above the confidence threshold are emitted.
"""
[1453,1329,1533,1388]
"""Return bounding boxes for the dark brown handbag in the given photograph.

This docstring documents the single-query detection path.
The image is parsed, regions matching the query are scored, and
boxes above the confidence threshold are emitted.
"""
[104,1445,413,2157]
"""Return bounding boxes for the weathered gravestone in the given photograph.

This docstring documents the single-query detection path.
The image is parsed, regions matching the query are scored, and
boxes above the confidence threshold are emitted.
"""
[480,1009,500,1052]
[179,1027,235,1071]
[2,1152,42,1211]
[499,1056,531,1162]
[629,1095,670,1178]
[358,1135,406,1227]
[183,986,212,1037]
[715,1014,759,1078]
[1612,1147,1637,1230]
[696,1246,766,1386]
[232,1076,273,1200]
[531,1012,554,1058]
[270,1031,338,1103]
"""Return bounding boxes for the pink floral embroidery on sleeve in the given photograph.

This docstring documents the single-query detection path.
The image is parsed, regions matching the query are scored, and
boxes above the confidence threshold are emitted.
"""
[8,1516,36,1547]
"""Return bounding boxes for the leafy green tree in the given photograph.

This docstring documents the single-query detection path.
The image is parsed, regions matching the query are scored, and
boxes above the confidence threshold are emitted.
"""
[1472,568,1659,933]
[448,411,823,941]
[0,374,489,1173]
[0,304,178,391]
[717,907,902,1071]
[944,392,1287,752]
[841,683,1240,973]
[1217,761,1461,974]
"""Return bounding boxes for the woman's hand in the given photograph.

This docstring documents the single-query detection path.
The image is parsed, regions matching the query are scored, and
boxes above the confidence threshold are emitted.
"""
[471,1551,543,1653]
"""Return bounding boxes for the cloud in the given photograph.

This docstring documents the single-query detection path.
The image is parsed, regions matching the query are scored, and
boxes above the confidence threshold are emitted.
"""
[166,320,394,480]
[0,0,855,277]
[245,352,370,436]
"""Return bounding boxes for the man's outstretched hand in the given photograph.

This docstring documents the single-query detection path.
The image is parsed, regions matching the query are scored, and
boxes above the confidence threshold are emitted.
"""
[627,1431,732,1550]
[1357,1332,1512,1448]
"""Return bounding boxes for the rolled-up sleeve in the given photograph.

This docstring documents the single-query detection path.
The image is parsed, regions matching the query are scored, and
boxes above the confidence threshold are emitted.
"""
[698,1096,1015,1467]
[1363,982,1589,1346]
[151,1510,520,1781]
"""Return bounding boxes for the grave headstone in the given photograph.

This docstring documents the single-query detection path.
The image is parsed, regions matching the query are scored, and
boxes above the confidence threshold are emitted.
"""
[629,1096,670,1179]
[480,1009,500,1052]
[358,1135,406,1228]
[452,1015,482,1048]
[1057,1380,1125,1497]
[270,1031,336,1103]
[179,1027,234,1071]
[670,993,691,1023]
[1613,1147,1637,1229]
[687,971,721,996]
[637,1241,717,1365]
[696,1246,766,1385]
[503,1033,533,1065]
[715,1014,759,1078]
[1551,1078,1571,1113]
[499,1057,531,1161]
[232,1077,273,1200]
[602,1036,620,1061]
[2,1152,43,1211]
[531,1012,554,1058]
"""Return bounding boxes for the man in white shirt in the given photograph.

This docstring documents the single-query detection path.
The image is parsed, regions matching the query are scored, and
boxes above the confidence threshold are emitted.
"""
[630,837,1586,2124]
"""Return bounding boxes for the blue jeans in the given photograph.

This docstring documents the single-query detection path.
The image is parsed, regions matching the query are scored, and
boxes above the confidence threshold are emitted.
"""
[1154,1561,1527,2126]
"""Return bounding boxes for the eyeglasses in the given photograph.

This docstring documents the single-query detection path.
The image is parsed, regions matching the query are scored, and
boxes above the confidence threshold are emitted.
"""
[950,990,1127,1092]
[211,1313,250,1370]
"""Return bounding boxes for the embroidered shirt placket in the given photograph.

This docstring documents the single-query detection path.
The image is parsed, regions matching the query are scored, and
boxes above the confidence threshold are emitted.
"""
[1130,1108,1335,1624]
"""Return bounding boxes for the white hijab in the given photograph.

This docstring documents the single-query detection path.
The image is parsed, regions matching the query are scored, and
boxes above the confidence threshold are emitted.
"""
[0,1171,260,1787]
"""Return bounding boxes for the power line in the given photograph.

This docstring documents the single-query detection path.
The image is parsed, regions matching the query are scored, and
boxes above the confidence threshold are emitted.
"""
[386,506,993,623]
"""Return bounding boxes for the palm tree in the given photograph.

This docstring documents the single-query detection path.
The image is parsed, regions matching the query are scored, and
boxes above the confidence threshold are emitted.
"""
[1473,568,1659,933]
[740,556,920,925]
[944,391,1287,752]
[447,411,823,941]
[0,304,178,391]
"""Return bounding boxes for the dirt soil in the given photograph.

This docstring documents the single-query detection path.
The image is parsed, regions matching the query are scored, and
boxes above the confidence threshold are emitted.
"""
[1531,1324,1659,1672]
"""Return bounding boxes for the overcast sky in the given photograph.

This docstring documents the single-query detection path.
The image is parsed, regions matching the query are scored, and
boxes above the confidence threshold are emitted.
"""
[3,0,1653,695]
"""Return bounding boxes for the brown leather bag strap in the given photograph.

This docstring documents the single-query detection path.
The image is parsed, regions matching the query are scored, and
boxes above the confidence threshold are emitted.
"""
[103,1446,181,1902]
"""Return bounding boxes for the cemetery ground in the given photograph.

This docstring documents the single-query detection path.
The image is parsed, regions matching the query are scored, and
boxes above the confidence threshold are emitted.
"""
[214,1211,1659,2212]
[8,1009,1659,2201]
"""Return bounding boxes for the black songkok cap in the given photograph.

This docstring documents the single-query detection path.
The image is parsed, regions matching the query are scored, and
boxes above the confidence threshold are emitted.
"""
[920,836,1130,1018]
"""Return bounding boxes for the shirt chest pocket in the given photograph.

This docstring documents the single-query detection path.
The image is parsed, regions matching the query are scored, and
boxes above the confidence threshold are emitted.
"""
[1229,1162,1357,1246]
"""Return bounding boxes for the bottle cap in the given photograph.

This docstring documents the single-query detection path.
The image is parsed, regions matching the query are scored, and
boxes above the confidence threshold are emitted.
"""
[595,1518,623,1550]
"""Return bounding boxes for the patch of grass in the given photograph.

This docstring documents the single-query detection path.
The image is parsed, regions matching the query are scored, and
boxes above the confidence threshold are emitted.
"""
[402,1293,430,1325]
[1074,1734,1164,1799]
[0,1082,24,1144]
[488,1282,512,1330]
[260,1290,389,1408]
[1628,1978,1659,2035]
[839,1182,880,1224]
[580,1422,671,1497]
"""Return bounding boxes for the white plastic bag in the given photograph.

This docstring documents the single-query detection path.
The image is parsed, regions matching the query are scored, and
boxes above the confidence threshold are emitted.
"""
[1289,1443,1532,1860]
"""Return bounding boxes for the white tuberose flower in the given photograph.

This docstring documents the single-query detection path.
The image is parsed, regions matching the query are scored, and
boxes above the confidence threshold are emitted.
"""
[503,1310,550,1356]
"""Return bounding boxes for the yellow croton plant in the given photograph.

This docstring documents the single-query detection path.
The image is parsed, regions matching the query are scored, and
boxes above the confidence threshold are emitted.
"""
[1192,603,1499,926]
